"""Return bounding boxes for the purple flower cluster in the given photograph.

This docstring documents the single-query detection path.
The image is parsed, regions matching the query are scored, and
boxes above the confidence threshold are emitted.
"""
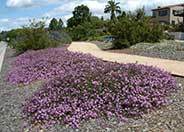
[6,48,176,129]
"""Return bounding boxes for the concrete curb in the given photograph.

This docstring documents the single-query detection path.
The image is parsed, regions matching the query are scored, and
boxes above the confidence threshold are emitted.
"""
[0,41,7,73]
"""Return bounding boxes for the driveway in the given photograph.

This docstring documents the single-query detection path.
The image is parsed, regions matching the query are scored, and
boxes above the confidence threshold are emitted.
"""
[0,41,7,72]
[68,42,184,77]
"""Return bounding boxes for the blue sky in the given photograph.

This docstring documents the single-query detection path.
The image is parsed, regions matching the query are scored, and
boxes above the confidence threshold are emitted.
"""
[0,0,184,31]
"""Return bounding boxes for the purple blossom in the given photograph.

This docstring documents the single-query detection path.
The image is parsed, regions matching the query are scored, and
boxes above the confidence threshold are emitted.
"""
[6,47,176,130]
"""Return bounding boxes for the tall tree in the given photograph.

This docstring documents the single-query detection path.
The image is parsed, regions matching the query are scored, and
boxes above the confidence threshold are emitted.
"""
[49,18,58,30]
[67,5,91,27]
[135,7,145,21]
[58,19,64,29]
[104,0,121,20]
[117,11,127,20]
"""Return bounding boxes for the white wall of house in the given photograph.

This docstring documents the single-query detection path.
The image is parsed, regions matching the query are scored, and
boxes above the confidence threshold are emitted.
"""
[170,6,184,24]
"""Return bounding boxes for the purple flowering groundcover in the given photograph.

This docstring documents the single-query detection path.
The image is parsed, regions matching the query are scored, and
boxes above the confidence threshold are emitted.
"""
[6,48,176,129]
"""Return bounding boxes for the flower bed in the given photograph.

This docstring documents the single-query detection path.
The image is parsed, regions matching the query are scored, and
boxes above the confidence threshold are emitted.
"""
[6,48,176,130]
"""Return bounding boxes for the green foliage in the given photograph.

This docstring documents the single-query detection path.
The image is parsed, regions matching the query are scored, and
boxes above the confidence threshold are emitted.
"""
[49,18,58,30]
[0,31,5,41]
[67,16,107,41]
[104,0,121,21]
[58,19,64,29]
[49,18,64,30]
[111,11,165,49]
[6,20,70,55]
[117,11,126,19]
[135,7,146,21]
[67,22,93,41]
[173,23,184,32]
[15,22,56,55]
[67,5,91,27]
[6,29,22,39]
[66,4,109,41]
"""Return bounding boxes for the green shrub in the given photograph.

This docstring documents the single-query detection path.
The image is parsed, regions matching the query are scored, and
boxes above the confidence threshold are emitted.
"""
[111,16,165,49]
[67,15,108,41]
[15,27,58,55]
[174,23,184,32]
[6,20,71,55]
[113,38,130,48]
[67,25,89,41]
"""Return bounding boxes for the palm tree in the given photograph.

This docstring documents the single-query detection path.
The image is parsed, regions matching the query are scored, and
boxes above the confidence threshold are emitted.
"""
[104,0,121,20]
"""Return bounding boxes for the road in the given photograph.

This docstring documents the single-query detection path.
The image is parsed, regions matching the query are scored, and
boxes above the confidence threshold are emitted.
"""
[0,41,7,72]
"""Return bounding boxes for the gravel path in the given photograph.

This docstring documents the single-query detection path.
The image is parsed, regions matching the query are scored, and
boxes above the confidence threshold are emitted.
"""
[0,48,184,132]
[131,41,184,62]
[0,48,41,132]
[105,40,184,62]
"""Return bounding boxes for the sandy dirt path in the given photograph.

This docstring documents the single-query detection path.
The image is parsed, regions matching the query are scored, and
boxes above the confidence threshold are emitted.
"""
[68,42,184,77]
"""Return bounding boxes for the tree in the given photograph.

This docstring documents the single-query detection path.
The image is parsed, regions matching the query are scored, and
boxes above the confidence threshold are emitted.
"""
[135,7,145,21]
[49,18,64,30]
[110,11,164,49]
[101,16,104,21]
[117,11,126,19]
[49,18,58,30]
[90,16,105,28]
[104,0,121,21]
[58,19,64,29]
[67,5,91,27]
[67,17,78,28]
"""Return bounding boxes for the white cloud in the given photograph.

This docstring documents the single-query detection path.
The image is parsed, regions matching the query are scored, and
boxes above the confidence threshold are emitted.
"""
[122,0,184,11]
[6,0,60,8]
[43,0,109,21]
[6,0,34,8]
[0,17,49,31]
[3,0,184,30]
[0,27,8,32]
[44,0,184,20]
[81,0,106,17]
[0,18,9,23]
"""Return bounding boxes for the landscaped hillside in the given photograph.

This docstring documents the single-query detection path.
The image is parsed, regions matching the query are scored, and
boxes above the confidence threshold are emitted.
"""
[5,47,176,131]
[1,0,184,132]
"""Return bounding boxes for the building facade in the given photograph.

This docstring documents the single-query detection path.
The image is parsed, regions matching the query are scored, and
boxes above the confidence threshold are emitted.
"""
[152,3,184,25]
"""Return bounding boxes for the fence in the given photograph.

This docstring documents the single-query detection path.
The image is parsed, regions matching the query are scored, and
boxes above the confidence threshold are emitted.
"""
[168,32,184,40]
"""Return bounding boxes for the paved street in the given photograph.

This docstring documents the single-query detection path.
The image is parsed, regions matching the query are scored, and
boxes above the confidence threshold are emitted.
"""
[0,41,7,72]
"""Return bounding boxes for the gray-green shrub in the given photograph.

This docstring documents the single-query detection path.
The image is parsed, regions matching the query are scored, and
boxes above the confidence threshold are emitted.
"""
[6,21,71,55]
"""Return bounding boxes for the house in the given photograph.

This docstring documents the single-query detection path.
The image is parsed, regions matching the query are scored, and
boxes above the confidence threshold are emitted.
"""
[152,3,184,25]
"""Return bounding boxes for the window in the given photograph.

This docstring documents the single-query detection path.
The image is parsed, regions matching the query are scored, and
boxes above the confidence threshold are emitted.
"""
[159,10,168,16]
[173,10,176,15]
[152,12,156,18]
[172,20,175,25]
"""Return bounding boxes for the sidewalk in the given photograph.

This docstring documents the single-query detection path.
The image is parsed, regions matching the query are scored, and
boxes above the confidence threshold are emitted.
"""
[0,41,7,72]
[68,42,184,77]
